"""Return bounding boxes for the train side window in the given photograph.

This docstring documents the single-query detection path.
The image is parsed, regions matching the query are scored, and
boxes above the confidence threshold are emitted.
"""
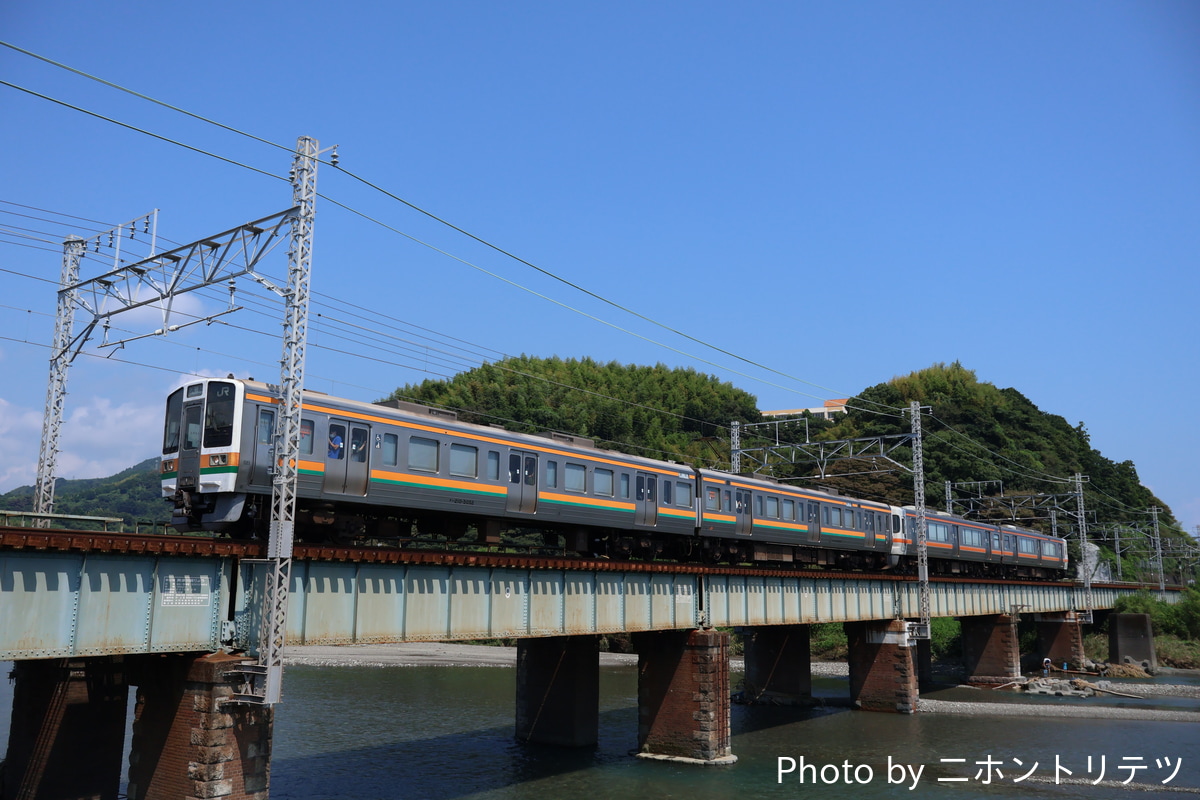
[546,460,558,488]
[450,444,477,478]
[382,433,398,466]
[488,451,500,480]
[663,479,673,505]
[892,514,901,534]
[300,419,314,456]
[565,463,586,492]
[509,454,521,483]
[620,473,630,498]
[256,409,275,445]
[675,481,693,507]
[782,499,795,521]
[327,423,347,460]
[822,506,830,526]
[723,491,732,513]
[705,487,720,511]
[765,496,779,518]
[595,468,614,496]
[755,495,763,516]
[349,428,368,463]
[409,436,439,472]
[865,513,874,534]
[929,522,951,543]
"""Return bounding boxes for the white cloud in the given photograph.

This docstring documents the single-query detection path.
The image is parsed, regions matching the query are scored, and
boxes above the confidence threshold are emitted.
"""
[0,397,45,492]
[0,394,162,494]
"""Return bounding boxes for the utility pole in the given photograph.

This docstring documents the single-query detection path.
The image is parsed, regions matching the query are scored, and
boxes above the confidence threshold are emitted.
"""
[910,401,930,639]
[33,236,85,524]
[1150,507,1164,592]
[256,135,320,705]
[1075,473,1093,623]
[31,135,329,707]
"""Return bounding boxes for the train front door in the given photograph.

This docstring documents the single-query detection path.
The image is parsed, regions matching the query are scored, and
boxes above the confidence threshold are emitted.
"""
[178,400,203,491]
[324,419,370,495]
[506,451,538,514]
[635,472,658,527]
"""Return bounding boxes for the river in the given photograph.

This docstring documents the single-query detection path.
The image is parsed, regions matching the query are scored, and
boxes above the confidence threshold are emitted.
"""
[3,661,1198,798]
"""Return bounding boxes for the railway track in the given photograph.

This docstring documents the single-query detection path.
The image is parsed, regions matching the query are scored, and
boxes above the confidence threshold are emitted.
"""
[2,524,1169,591]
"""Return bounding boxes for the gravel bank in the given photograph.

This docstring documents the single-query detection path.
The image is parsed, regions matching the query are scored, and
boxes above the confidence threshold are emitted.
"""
[918,697,1200,722]
[283,642,860,673]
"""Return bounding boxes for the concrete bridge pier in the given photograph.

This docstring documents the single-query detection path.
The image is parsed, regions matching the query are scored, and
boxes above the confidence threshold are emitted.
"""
[1035,612,1086,668]
[740,625,812,705]
[960,614,1021,684]
[2,656,129,800]
[1108,613,1157,669]
[844,620,918,713]
[515,635,599,746]
[631,629,736,765]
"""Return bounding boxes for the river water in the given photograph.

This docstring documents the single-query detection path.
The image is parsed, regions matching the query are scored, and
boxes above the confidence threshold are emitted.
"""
[3,662,1198,798]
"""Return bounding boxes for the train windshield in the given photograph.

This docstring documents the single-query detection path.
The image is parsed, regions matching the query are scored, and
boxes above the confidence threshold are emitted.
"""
[203,381,237,448]
[163,388,183,454]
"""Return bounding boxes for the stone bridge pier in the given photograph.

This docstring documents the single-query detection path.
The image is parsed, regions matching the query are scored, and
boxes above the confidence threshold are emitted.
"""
[3,652,273,800]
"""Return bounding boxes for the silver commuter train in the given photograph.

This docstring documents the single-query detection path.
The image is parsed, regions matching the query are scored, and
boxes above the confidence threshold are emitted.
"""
[161,377,1068,578]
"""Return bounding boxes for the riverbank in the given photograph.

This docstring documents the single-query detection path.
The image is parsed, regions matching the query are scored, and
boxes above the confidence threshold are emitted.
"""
[283,643,854,677]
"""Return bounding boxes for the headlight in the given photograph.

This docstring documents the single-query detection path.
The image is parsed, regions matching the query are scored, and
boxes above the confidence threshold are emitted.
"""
[161,460,175,473]
[208,454,229,466]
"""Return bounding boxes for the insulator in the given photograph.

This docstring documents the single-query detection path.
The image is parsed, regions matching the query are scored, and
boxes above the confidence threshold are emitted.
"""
[93,239,100,252]
[144,215,151,233]
[107,233,114,247]
[330,147,340,167]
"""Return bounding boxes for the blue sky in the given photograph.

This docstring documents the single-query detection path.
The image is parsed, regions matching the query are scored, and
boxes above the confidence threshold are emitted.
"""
[0,2,1196,536]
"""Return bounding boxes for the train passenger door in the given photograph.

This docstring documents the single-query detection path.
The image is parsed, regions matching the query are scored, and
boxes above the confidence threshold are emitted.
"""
[250,406,275,486]
[506,450,539,514]
[807,502,821,543]
[324,419,371,496]
[735,490,752,536]
[635,472,658,527]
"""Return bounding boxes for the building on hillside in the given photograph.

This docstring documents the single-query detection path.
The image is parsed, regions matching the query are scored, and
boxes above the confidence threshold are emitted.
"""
[761,399,848,421]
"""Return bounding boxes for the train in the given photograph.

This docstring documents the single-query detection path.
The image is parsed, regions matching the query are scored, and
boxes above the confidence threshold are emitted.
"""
[161,377,1069,578]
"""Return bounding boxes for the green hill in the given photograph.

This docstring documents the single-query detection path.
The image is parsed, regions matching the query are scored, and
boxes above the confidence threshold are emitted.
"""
[0,457,169,527]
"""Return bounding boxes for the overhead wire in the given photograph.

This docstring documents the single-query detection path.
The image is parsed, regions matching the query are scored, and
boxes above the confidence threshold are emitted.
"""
[0,41,899,414]
[2,45,1184,511]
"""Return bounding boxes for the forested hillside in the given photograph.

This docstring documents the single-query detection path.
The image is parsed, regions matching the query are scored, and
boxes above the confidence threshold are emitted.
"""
[0,457,168,525]
[389,356,761,466]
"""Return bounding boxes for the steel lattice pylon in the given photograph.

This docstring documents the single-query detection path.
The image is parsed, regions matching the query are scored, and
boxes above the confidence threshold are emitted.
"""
[33,236,86,523]
[256,135,319,705]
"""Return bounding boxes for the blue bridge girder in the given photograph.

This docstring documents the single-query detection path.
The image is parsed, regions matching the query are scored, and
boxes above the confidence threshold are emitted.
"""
[0,539,1177,661]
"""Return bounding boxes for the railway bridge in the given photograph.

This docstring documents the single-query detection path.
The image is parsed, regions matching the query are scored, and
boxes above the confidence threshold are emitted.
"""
[0,526,1171,799]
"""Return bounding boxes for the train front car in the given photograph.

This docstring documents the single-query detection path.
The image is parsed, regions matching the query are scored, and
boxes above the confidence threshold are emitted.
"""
[162,378,252,533]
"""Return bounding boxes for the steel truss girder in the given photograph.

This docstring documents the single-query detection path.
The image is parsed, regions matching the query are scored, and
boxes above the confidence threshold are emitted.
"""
[732,433,914,479]
[61,208,298,361]
[948,492,1080,521]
